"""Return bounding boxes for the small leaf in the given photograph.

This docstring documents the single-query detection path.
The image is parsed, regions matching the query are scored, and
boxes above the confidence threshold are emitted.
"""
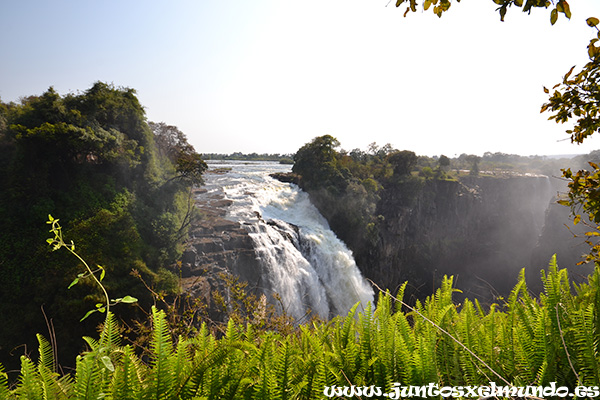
[543,86,549,94]
[68,278,79,289]
[80,309,97,322]
[551,8,558,25]
[587,17,600,27]
[562,1,571,19]
[96,303,104,309]
[100,356,115,372]
[119,295,138,304]
[574,214,581,225]
[563,65,576,81]
[99,265,105,282]
[499,5,507,21]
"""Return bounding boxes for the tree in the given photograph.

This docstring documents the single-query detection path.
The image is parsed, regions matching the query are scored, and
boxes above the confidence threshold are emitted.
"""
[438,154,451,171]
[387,150,417,176]
[292,135,347,190]
[465,155,481,176]
[149,121,208,185]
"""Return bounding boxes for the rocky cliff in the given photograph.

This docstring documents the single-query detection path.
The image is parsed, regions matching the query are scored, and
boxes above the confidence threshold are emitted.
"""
[183,171,592,315]
[320,175,589,303]
[178,187,263,321]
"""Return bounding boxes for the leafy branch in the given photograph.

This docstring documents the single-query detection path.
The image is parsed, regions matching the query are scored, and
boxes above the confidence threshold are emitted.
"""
[46,214,137,321]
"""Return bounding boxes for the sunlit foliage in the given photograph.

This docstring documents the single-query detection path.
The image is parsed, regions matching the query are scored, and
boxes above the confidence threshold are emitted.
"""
[0,83,205,371]
[3,258,600,398]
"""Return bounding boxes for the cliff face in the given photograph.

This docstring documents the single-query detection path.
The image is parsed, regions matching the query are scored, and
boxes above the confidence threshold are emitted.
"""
[333,175,584,302]
[178,187,264,321]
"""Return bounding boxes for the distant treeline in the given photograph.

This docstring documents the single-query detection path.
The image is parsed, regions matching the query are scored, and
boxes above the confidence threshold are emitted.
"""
[203,147,596,177]
[202,152,294,164]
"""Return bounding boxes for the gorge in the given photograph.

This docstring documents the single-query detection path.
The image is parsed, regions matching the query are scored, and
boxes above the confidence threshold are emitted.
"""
[181,161,593,320]
[180,161,374,321]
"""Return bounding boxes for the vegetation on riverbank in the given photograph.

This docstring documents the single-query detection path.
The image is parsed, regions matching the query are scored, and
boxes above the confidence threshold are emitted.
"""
[3,255,600,398]
[0,83,207,371]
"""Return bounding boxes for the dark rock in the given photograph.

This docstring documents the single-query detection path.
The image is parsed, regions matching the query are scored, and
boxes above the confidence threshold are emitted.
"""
[174,186,264,322]
[270,172,301,185]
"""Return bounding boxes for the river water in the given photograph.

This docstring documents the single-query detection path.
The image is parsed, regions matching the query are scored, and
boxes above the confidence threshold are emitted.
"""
[201,160,374,320]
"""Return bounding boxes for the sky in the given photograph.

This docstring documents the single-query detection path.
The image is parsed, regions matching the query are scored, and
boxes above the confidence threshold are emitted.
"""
[1,0,600,158]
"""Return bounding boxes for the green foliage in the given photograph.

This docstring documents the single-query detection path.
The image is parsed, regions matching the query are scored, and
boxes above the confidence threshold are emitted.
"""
[4,258,600,398]
[387,150,417,176]
[0,83,206,371]
[46,214,138,321]
[540,19,600,264]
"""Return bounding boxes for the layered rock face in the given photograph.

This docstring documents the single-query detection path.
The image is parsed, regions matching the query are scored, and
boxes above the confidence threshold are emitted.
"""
[182,172,591,314]
[178,187,262,320]
[347,175,588,302]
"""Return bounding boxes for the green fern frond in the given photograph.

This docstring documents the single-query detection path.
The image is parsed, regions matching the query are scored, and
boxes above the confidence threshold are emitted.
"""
[35,334,72,400]
[273,339,294,400]
[99,311,121,350]
[572,304,600,385]
[109,345,145,400]
[14,356,42,400]
[146,306,176,400]
[0,363,11,400]
[181,342,229,398]
[73,353,104,400]
[36,334,56,374]
[82,336,99,352]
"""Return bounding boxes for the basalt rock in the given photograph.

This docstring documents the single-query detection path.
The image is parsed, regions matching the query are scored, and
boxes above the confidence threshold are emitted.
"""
[176,187,262,321]
[292,174,587,303]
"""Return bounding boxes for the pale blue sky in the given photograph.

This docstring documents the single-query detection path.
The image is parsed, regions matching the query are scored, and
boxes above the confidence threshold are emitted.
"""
[1,0,600,157]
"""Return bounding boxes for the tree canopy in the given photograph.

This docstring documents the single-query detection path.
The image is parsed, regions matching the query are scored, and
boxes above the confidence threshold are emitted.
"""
[0,82,206,370]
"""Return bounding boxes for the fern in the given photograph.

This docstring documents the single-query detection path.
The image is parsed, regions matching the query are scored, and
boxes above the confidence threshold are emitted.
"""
[36,334,72,400]
[109,345,145,400]
[0,363,11,400]
[572,304,599,385]
[99,311,122,350]
[14,356,42,400]
[146,306,176,400]
[273,339,294,400]
[73,353,104,400]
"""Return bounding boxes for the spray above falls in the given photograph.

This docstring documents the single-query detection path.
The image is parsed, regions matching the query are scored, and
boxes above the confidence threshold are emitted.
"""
[202,161,374,321]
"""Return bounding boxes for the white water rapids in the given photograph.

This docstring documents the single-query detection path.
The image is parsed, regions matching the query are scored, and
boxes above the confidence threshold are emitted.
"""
[201,161,374,321]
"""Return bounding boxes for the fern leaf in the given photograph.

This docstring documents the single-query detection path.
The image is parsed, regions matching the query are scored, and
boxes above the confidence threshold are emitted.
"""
[110,345,145,400]
[274,340,294,400]
[99,311,121,350]
[14,356,42,400]
[36,334,56,373]
[0,363,11,400]
[73,353,103,400]
[146,306,175,400]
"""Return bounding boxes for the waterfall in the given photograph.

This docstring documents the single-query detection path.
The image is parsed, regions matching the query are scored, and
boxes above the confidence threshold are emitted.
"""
[204,161,374,320]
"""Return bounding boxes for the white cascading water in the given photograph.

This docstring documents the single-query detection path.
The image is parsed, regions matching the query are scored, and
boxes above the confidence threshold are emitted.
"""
[202,161,374,321]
